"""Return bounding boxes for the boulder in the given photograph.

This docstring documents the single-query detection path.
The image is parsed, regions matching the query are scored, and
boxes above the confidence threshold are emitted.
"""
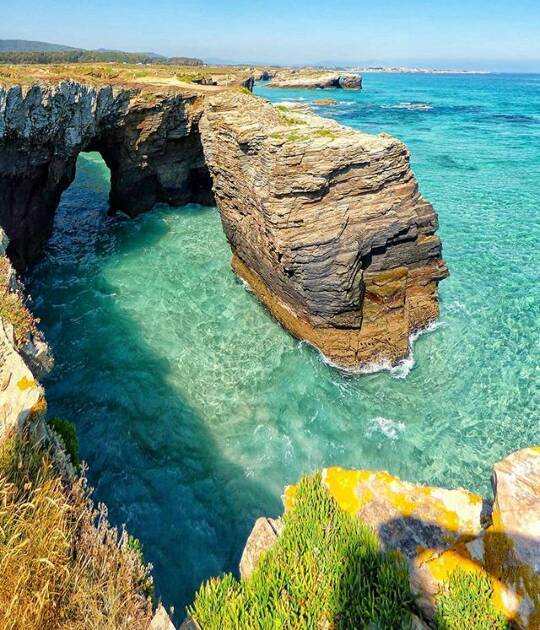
[150,604,176,630]
[239,516,284,579]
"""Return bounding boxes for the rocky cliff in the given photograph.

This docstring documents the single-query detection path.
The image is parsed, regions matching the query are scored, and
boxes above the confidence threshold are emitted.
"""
[200,94,447,369]
[0,77,445,370]
[241,449,540,628]
[0,81,212,270]
[0,227,51,441]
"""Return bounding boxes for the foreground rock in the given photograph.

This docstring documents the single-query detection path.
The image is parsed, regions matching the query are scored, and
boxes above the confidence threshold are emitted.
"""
[200,94,447,369]
[268,71,362,89]
[0,228,50,441]
[0,78,445,370]
[239,517,284,579]
[244,448,539,628]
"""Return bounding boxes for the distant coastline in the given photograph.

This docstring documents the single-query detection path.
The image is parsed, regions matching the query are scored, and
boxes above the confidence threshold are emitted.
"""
[350,66,491,74]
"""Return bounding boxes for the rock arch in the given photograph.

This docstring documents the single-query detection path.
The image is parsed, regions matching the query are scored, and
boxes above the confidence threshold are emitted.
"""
[0,81,447,369]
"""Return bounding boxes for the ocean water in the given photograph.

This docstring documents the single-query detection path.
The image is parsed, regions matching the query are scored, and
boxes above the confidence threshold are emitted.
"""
[27,73,540,618]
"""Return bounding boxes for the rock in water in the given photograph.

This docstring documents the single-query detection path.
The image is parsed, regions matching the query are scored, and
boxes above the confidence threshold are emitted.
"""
[268,71,362,89]
[0,81,446,370]
[200,94,447,369]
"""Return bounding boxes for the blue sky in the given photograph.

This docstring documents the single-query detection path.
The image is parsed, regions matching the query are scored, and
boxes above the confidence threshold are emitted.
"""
[3,0,540,71]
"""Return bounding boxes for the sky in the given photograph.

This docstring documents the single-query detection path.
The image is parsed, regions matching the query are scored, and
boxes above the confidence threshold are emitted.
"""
[2,0,540,71]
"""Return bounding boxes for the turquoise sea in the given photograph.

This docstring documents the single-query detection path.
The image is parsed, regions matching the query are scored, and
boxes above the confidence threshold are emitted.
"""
[27,73,540,618]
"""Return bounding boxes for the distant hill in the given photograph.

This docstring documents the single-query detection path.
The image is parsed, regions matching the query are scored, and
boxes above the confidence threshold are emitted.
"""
[0,40,203,66]
[95,48,164,59]
[0,39,78,52]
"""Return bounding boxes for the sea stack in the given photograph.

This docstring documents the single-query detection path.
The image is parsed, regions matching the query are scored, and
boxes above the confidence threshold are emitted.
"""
[0,80,445,370]
[200,94,447,369]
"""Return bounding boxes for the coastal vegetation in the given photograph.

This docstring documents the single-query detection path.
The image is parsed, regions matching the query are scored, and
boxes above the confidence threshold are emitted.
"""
[434,569,509,629]
[0,255,36,345]
[188,473,415,628]
[0,62,253,89]
[0,432,153,630]
[47,417,81,468]
[0,50,202,66]
[188,474,513,629]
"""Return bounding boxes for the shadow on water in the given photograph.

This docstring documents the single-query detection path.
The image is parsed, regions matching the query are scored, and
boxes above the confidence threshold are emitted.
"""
[27,152,279,623]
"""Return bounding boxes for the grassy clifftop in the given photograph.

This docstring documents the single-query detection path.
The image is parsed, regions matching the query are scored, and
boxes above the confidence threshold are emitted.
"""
[0,432,154,630]
[188,474,508,629]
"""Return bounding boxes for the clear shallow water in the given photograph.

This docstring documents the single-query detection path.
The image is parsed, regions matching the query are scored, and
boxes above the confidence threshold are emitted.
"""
[28,73,539,618]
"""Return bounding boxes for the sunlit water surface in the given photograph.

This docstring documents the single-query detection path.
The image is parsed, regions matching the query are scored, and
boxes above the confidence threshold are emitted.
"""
[28,73,540,618]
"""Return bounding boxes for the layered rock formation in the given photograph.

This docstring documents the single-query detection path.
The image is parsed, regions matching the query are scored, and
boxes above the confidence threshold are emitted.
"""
[200,94,447,369]
[0,81,213,271]
[268,71,362,89]
[1,78,445,369]
[243,449,540,628]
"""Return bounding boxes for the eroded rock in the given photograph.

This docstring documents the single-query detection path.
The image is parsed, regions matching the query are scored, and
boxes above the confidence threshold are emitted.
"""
[268,71,362,89]
[1,81,446,370]
[200,93,447,369]
[0,81,213,271]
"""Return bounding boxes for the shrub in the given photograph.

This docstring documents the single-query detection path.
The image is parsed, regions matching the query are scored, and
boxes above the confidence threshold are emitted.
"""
[434,568,509,629]
[0,256,36,345]
[48,417,81,468]
[188,473,414,628]
[0,434,153,630]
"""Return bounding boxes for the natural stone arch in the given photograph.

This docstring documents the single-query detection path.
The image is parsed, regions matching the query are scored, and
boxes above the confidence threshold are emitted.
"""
[0,82,213,270]
[0,81,447,370]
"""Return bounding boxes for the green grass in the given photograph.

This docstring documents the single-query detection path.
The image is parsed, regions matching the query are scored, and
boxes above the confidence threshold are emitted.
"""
[188,474,414,629]
[311,128,338,140]
[434,569,509,630]
[47,417,80,468]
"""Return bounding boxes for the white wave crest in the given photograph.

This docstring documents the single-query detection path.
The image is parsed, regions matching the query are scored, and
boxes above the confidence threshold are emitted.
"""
[368,416,406,440]
[317,320,445,378]
[383,102,433,111]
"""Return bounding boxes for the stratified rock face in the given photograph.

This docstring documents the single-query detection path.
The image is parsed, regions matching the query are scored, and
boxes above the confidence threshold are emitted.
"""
[0,81,213,270]
[268,71,362,89]
[200,94,447,369]
[1,81,445,369]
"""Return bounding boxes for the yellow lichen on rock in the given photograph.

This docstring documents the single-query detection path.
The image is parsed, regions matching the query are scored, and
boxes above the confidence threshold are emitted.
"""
[322,467,367,514]
[283,484,298,511]
[17,376,35,391]
[415,545,519,622]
